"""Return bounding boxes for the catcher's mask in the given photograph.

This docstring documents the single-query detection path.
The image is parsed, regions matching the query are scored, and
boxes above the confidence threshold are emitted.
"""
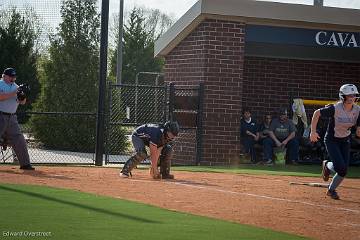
[164,121,180,140]
[339,84,359,102]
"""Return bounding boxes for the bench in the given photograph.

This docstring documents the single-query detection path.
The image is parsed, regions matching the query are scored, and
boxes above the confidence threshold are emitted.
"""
[240,143,287,164]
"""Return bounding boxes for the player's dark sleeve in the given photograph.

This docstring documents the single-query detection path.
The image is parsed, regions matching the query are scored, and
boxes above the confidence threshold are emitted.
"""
[149,128,162,147]
[319,104,335,118]
[240,119,246,136]
[254,121,260,133]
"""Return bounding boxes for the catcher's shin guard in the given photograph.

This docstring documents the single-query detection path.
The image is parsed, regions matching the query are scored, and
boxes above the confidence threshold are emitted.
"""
[121,152,147,176]
[159,145,174,179]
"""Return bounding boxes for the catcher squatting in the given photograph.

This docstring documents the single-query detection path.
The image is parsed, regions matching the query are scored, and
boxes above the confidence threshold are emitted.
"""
[120,121,180,179]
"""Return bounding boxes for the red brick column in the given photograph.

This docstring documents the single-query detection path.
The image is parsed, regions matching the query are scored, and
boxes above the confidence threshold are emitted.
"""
[164,19,245,165]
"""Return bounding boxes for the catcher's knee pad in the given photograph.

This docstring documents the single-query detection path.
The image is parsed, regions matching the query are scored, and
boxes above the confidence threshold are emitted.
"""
[134,151,147,163]
[121,151,147,174]
[159,145,173,176]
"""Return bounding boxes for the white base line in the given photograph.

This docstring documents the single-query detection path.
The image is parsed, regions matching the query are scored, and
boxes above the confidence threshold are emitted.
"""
[130,179,360,214]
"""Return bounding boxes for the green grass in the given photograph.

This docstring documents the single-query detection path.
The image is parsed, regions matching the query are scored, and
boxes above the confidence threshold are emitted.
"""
[172,164,360,178]
[0,183,309,240]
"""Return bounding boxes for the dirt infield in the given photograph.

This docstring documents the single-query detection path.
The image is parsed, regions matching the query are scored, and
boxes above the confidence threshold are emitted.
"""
[0,165,359,240]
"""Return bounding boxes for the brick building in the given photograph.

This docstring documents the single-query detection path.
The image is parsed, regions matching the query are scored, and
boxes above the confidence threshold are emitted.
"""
[155,0,360,165]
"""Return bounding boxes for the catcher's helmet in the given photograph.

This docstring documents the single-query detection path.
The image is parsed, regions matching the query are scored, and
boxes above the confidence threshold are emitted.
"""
[164,121,180,136]
[339,84,359,101]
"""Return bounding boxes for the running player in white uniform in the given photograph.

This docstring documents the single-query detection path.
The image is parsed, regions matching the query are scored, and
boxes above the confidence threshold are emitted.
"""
[310,84,360,200]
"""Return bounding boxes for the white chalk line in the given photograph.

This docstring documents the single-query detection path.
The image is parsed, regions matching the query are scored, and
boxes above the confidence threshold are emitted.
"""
[129,178,360,214]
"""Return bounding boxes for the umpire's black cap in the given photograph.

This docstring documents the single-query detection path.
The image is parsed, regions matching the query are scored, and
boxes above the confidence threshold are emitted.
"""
[3,68,17,77]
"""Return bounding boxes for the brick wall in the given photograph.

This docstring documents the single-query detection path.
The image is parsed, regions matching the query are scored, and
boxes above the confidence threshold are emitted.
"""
[164,19,246,165]
[243,57,360,121]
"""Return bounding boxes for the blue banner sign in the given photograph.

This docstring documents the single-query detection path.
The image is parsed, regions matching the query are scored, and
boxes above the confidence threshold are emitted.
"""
[245,25,360,48]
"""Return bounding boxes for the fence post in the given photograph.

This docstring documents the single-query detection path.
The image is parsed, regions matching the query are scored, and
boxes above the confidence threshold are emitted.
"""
[195,82,204,165]
[168,82,175,121]
[95,0,110,166]
[104,83,113,165]
[163,85,168,123]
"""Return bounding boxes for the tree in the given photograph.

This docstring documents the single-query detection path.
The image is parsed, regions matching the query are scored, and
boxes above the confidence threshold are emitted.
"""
[109,7,174,84]
[145,8,174,39]
[30,0,101,152]
[105,7,173,152]
[0,8,41,121]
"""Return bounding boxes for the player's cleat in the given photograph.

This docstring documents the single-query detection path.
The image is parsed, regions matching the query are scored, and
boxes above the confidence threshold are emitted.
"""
[20,164,35,170]
[120,172,130,178]
[161,174,174,179]
[120,173,129,178]
[264,159,274,166]
[322,160,330,181]
[291,160,299,165]
[326,189,340,200]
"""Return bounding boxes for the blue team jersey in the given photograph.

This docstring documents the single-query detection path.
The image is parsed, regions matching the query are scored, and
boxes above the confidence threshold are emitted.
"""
[240,118,258,137]
[133,124,167,147]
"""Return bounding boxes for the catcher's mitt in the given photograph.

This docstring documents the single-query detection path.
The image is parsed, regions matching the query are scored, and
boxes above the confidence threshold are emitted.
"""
[149,166,161,179]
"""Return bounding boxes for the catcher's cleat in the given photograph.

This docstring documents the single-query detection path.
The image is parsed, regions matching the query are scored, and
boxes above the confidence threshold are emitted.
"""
[161,174,174,179]
[120,172,129,178]
[120,171,131,178]
[322,160,330,181]
[326,189,340,200]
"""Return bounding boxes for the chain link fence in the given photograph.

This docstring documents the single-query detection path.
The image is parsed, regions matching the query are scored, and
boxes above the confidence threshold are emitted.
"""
[105,84,168,164]
[170,84,204,165]
[0,1,205,166]
[1,113,97,165]
[104,83,204,166]
[0,0,99,165]
[1,83,204,166]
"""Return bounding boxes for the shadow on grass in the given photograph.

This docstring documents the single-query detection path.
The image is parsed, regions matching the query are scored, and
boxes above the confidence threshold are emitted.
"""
[0,185,160,224]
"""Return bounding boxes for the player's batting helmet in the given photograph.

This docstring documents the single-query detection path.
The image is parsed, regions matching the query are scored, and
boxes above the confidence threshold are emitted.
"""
[339,84,359,101]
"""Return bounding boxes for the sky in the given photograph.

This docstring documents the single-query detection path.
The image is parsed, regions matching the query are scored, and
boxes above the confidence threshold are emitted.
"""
[109,0,198,19]
[1,0,359,44]
[113,0,360,19]
[2,0,360,24]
